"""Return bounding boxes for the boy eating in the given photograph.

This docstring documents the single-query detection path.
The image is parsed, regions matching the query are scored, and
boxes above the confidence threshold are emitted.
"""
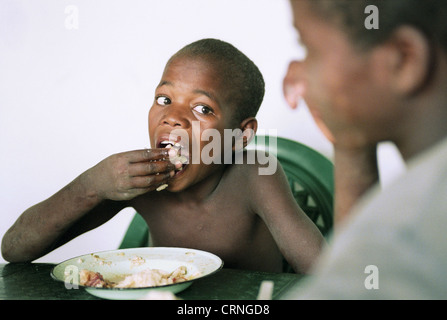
[2,39,324,273]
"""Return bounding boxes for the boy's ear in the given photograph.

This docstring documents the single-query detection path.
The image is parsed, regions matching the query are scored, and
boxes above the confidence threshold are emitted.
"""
[233,117,258,151]
[373,25,432,95]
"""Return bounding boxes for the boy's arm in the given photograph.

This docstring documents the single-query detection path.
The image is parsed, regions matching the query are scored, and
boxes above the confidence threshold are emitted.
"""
[1,149,177,262]
[1,183,125,263]
[249,156,326,274]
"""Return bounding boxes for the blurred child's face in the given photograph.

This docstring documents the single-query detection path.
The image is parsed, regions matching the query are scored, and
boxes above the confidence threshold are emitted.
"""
[148,56,238,192]
[289,0,399,146]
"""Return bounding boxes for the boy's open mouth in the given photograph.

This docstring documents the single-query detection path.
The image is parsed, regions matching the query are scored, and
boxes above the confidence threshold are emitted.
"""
[157,140,189,175]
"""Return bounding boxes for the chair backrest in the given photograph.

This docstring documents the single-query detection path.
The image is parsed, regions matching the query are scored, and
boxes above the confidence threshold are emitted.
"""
[119,212,149,249]
[247,135,334,237]
[119,135,334,249]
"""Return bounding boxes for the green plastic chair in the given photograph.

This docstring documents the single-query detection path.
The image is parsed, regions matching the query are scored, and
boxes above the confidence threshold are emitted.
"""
[119,213,149,249]
[119,135,334,249]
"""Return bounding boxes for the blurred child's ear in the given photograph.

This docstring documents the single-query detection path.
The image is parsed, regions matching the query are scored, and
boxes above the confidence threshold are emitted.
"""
[373,25,432,96]
[233,117,257,151]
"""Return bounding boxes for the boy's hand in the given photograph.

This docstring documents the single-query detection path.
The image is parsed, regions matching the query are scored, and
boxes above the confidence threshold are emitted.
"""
[87,149,178,201]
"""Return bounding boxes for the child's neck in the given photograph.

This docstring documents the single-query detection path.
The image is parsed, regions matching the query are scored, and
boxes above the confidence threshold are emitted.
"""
[172,164,228,204]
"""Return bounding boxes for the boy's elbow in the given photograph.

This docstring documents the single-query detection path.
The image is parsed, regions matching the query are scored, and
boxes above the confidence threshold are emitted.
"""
[1,233,32,263]
[1,249,17,263]
[1,246,33,264]
[1,238,15,263]
[2,236,16,263]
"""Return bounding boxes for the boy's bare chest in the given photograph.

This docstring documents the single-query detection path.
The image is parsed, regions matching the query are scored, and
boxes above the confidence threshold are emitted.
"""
[130,187,280,270]
[150,196,252,234]
[133,192,257,249]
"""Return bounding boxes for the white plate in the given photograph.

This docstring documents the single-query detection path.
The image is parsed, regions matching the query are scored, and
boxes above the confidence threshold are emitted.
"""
[51,247,223,300]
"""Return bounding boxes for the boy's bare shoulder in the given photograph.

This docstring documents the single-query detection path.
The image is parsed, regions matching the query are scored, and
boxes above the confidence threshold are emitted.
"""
[226,149,280,181]
[224,150,296,216]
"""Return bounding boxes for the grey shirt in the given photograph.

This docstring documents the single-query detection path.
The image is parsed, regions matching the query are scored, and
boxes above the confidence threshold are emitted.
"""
[283,137,447,299]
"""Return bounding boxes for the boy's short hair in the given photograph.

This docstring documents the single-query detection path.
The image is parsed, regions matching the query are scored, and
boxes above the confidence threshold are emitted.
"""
[168,38,265,123]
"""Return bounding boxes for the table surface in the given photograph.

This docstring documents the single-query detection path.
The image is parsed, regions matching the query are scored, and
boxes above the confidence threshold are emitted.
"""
[0,263,303,300]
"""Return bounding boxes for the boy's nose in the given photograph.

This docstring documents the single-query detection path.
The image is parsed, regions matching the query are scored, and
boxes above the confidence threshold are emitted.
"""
[161,109,190,128]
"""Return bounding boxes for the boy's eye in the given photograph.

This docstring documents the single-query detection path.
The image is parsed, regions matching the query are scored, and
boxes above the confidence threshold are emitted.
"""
[156,96,171,106]
[193,105,214,115]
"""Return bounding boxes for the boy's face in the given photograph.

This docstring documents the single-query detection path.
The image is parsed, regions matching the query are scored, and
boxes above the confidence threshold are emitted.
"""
[148,56,237,192]
[289,0,400,147]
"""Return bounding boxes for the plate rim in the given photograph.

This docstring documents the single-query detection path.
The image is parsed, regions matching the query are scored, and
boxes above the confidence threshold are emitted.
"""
[50,246,224,291]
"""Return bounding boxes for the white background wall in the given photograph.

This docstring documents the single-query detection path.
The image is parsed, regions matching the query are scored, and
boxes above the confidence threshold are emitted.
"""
[0,0,404,264]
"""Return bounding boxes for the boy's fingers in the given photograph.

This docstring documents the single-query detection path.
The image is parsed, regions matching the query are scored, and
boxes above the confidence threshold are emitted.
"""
[130,171,173,189]
[128,159,176,177]
[126,148,171,163]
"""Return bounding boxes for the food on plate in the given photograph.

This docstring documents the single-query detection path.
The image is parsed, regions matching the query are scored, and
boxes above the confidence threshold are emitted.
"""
[80,269,113,288]
[79,265,197,288]
[130,255,146,267]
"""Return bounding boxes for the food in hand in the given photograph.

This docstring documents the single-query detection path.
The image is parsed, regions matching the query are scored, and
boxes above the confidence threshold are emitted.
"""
[159,140,189,168]
[156,184,168,191]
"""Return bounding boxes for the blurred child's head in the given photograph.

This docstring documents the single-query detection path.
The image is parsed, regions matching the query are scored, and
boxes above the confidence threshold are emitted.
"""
[305,0,447,53]
[288,0,447,149]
